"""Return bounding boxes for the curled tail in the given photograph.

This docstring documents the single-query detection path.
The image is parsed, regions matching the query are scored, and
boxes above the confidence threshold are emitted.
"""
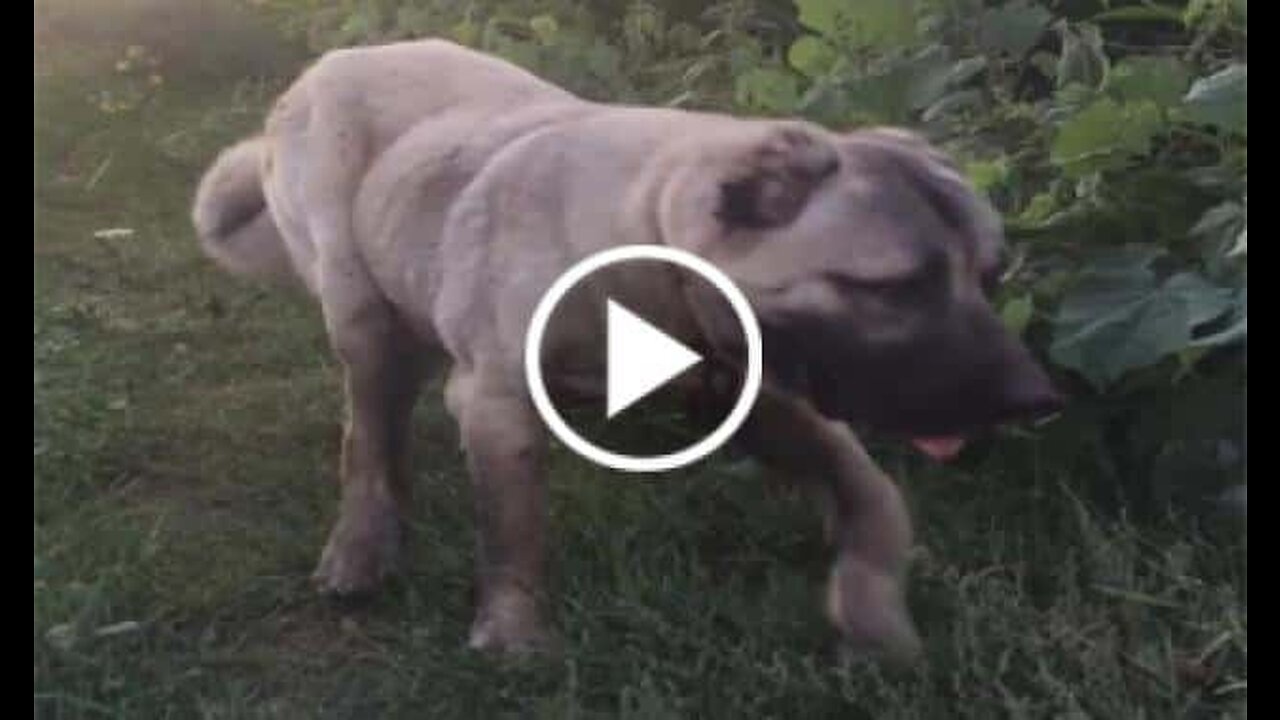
[192,137,293,281]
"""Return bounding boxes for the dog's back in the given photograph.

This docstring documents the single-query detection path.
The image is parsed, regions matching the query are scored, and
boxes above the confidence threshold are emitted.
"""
[192,39,577,291]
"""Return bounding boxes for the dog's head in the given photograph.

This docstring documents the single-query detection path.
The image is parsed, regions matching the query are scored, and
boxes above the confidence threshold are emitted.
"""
[659,122,1062,458]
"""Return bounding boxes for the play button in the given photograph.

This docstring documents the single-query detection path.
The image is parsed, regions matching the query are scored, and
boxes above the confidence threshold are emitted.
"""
[606,300,702,418]
[525,245,762,473]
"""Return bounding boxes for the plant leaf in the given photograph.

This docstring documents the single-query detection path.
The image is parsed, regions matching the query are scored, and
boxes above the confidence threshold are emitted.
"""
[1191,288,1247,347]
[1163,272,1235,327]
[1051,98,1164,178]
[1188,200,1245,257]
[904,45,956,111]
[796,0,916,50]
[841,47,953,124]
[788,35,838,79]
[734,67,800,114]
[1001,295,1035,336]
[921,88,984,121]
[1106,56,1190,108]
[1228,227,1246,258]
[979,1,1053,58]
[965,156,1009,192]
[908,54,987,111]
[1057,22,1109,90]
[1051,258,1235,388]
[1092,6,1185,23]
[529,15,559,45]
[1184,63,1247,135]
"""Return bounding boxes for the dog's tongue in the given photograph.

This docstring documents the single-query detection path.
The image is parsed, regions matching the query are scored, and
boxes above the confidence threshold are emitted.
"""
[911,436,966,462]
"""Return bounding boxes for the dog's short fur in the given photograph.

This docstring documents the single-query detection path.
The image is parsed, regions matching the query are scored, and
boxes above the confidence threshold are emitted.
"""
[193,39,1060,660]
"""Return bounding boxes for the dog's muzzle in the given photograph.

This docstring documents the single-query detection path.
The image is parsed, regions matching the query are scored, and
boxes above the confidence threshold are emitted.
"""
[761,312,1063,457]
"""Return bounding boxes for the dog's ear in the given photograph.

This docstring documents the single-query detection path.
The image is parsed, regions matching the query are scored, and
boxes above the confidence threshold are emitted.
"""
[716,125,840,230]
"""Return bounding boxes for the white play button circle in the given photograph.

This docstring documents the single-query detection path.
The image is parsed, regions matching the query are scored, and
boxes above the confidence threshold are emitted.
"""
[606,299,703,419]
[524,245,762,473]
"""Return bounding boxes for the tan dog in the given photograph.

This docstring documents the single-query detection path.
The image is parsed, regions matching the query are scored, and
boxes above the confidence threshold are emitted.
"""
[193,39,1060,660]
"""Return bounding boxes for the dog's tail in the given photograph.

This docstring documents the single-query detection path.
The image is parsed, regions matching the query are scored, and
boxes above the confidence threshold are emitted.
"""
[191,137,293,281]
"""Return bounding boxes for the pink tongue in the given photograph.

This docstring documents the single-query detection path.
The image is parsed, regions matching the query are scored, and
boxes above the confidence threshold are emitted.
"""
[911,436,966,461]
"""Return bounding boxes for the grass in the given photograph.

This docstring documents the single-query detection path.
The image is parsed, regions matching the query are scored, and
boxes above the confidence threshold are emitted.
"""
[34,2,1246,718]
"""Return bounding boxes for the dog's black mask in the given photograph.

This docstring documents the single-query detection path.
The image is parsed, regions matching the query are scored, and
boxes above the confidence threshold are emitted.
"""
[761,302,1062,440]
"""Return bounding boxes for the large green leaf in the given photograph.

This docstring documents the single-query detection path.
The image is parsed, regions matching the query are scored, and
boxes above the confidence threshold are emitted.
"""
[1189,200,1245,254]
[1184,63,1247,135]
[450,20,480,46]
[965,156,1010,192]
[1106,56,1191,108]
[1051,98,1164,178]
[336,7,378,45]
[841,69,914,124]
[393,7,435,38]
[795,0,917,50]
[1001,295,1035,337]
[921,88,984,121]
[838,47,952,124]
[902,45,955,111]
[787,35,839,80]
[734,67,800,114]
[1228,228,1246,258]
[1092,6,1184,22]
[1048,82,1101,122]
[1165,273,1236,327]
[797,77,851,123]
[1050,255,1235,388]
[1185,0,1248,26]
[1056,22,1109,90]
[795,0,842,36]
[978,1,1053,58]
[529,15,559,45]
[1191,314,1247,348]
[1191,288,1246,347]
[908,54,986,111]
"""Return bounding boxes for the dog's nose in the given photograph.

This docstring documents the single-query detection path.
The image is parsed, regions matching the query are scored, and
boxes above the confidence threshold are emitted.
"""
[1021,386,1065,421]
[1001,363,1064,422]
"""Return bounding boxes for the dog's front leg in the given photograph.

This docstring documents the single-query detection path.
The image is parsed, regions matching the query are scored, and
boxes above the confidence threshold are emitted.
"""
[739,389,923,662]
[445,367,553,653]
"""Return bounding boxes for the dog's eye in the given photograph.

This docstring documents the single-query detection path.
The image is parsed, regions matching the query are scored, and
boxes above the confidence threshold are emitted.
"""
[827,270,939,306]
[824,251,947,306]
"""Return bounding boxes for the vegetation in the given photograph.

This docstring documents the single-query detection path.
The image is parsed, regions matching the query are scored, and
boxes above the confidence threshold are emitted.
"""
[35,1,1245,717]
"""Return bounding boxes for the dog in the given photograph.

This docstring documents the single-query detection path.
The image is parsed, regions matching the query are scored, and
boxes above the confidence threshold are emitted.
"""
[192,39,1061,661]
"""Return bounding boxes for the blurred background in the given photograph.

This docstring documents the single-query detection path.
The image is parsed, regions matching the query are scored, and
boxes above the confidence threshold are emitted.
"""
[35,1,1245,717]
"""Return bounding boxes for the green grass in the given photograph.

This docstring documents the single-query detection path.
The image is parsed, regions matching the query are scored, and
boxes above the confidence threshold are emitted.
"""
[34,2,1246,718]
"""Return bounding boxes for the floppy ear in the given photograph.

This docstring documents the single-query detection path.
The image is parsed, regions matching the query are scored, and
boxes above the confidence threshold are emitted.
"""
[716,125,840,229]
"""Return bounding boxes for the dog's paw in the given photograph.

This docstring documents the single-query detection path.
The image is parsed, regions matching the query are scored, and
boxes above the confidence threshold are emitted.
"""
[825,555,923,666]
[467,587,557,656]
[311,507,403,597]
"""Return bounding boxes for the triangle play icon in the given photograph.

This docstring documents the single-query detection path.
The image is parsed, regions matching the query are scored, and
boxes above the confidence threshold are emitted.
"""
[606,299,702,418]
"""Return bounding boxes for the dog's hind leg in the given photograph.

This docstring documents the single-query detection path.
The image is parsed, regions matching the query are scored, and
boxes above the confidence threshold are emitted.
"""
[263,70,420,595]
[443,366,554,654]
[736,389,922,663]
[311,270,430,596]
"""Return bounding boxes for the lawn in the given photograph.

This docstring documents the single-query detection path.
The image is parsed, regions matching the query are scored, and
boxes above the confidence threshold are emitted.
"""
[34,2,1246,718]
